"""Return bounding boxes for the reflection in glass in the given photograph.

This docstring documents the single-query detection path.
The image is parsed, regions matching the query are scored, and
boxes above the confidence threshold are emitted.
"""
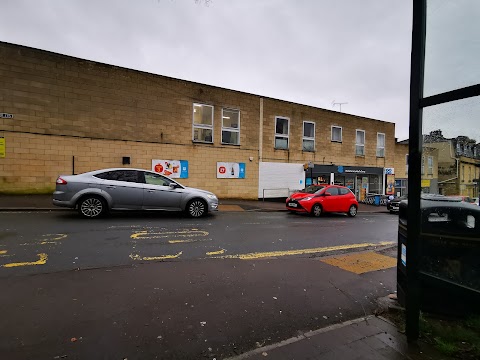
[423,0,480,96]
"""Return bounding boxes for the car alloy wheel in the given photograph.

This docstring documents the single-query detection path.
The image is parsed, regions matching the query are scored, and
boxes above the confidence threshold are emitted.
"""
[348,205,357,217]
[79,196,105,218]
[312,204,322,217]
[188,199,206,218]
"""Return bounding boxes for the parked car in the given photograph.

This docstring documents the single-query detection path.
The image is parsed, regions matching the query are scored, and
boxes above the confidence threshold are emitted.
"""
[473,197,479,206]
[286,185,358,217]
[53,168,218,218]
[387,194,408,214]
[446,195,475,203]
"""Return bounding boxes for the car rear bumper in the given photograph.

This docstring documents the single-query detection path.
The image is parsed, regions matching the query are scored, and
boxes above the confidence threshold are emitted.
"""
[53,191,76,208]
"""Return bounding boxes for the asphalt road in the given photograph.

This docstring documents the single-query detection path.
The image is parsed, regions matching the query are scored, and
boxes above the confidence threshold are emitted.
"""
[0,210,398,276]
[0,210,399,359]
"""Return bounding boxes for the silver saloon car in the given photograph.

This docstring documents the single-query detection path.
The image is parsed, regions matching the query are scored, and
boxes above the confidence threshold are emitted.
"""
[53,168,218,218]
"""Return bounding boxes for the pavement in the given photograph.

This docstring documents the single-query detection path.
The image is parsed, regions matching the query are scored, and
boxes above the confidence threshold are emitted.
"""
[0,194,389,213]
[0,195,448,360]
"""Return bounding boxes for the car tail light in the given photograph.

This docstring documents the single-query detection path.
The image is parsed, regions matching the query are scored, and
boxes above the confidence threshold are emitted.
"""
[56,177,67,185]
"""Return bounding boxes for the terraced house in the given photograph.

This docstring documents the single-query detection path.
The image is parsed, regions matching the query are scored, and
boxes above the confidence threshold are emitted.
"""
[0,42,396,199]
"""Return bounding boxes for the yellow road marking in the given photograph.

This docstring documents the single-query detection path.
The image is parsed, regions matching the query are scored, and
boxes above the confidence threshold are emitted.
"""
[206,249,226,256]
[0,250,7,255]
[321,251,397,274]
[214,242,395,260]
[2,253,48,268]
[131,230,209,240]
[129,251,183,261]
[168,238,212,244]
[40,233,67,244]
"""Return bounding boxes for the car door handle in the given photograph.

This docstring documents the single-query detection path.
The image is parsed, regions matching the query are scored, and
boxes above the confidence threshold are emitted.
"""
[147,189,155,193]
[106,186,116,189]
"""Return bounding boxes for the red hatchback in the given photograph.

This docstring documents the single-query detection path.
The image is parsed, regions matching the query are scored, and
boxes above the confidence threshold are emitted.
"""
[286,185,359,217]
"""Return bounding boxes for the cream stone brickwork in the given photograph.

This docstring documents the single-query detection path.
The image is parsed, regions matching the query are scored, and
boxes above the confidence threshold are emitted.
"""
[0,42,396,198]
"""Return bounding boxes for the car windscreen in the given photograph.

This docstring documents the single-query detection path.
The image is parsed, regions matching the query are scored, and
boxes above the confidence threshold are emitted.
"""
[302,185,325,194]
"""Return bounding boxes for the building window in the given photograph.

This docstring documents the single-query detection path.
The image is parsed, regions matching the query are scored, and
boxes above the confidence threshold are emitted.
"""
[355,130,365,156]
[376,133,385,157]
[469,166,471,182]
[221,108,240,145]
[462,165,465,182]
[275,116,289,149]
[193,103,213,143]
[331,126,342,142]
[406,154,409,174]
[427,156,433,175]
[421,156,425,175]
[302,121,315,151]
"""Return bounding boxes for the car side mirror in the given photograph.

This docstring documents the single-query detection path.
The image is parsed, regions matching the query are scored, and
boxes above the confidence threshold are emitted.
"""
[169,183,177,189]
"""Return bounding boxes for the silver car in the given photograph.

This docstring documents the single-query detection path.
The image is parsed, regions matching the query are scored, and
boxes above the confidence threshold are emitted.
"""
[53,168,218,218]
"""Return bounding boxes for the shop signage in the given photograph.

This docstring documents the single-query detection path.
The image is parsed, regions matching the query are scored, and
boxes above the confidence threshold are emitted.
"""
[217,162,245,179]
[385,168,395,175]
[151,159,189,178]
[421,179,431,187]
[0,136,5,158]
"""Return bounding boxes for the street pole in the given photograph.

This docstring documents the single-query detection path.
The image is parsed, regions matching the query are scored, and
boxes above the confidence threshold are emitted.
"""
[406,0,426,342]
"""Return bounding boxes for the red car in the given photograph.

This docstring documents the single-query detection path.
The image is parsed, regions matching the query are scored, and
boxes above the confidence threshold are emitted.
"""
[286,185,359,217]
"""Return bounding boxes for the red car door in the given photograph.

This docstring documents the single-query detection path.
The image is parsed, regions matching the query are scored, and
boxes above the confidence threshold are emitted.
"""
[323,187,340,212]
[338,187,351,211]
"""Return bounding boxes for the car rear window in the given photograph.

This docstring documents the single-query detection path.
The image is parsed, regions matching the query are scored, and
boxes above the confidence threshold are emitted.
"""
[94,170,139,183]
[339,188,350,195]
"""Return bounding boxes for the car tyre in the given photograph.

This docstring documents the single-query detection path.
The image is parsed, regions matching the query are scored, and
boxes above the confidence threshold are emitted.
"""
[187,199,207,218]
[78,195,107,218]
[348,204,358,217]
[312,204,322,217]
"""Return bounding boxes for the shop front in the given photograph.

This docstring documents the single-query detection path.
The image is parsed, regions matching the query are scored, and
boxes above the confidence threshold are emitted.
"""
[310,165,384,201]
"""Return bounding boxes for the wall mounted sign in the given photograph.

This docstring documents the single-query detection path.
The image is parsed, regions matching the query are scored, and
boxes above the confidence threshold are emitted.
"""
[0,113,13,119]
[217,162,245,179]
[0,136,5,157]
[152,159,188,178]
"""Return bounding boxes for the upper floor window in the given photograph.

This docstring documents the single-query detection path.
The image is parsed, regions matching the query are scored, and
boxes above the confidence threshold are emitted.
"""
[356,130,365,156]
[221,108,240,145]
[302,121,315,151]
[331,126,342,142]
[422,157,425,175]
[192,103,213,143]
[377,133,385,157]
[427,156,433,175]
[275,116,289,149]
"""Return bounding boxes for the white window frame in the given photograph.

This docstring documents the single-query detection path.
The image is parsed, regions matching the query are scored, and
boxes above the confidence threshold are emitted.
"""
[274,116,290,149]
[355,129,365,156]
[192,103,214,143]
[331,126,342,142]
[427,156,433,175]
[376,133,385,157]
[221,108,240,145]
[302,121,315,152]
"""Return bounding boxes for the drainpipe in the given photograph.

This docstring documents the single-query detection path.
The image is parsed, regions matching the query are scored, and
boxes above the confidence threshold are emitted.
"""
[259,98,263,163]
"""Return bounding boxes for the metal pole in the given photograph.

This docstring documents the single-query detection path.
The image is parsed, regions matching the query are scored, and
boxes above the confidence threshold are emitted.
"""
[406,0,426,342]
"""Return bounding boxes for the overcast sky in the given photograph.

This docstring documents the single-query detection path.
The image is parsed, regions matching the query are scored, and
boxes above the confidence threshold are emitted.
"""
[2,0,473,142]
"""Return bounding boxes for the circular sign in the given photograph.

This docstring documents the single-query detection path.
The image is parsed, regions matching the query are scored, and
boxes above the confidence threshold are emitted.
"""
[219,166,226,174]
[154,164,164,173]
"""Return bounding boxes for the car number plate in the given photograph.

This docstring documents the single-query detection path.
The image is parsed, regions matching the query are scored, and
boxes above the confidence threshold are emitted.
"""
[288,202,297,207]
[392,206,399,210]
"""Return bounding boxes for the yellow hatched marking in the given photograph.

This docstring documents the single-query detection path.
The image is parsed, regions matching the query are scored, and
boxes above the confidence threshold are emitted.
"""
[215,242,395,260]
[2,253,48,268]
[40,234,67,244]
[321,251,397,274]
[0,250,7,255]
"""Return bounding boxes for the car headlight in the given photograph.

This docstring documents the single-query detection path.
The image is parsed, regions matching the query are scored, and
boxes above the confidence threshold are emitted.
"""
[206,194,217,200]
[300,196,314,201]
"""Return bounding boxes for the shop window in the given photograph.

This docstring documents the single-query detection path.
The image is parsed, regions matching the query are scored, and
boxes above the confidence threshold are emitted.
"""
[356,130,365,156]
[428,156,433,175]
[302,121,315,151]
[193,103,213,143]
[221,108,240,145]
[275,116,289,149]
[331,126,342,142]
[377,133,385,157]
